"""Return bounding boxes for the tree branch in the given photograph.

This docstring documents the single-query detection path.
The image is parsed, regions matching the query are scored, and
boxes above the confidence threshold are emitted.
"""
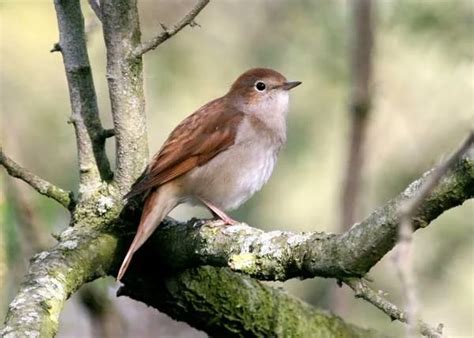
[345,279,443,338]
[341,0,374,229]
[54,0,113,192]
[102,128,115,139]
[1,224,380,338]
[1,227,118,337]
[0,148,75,210]
[335,0,374,313]
[2,149,471,337]
[395,130,474,335]
[101,0,149,195]
[132,0,210,58]
[401,130,474,217]
[128,152,473,281]
[119,266,381,338]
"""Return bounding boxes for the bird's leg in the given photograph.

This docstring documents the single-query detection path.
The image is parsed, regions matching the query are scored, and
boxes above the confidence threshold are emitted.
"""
[198,197,238,225]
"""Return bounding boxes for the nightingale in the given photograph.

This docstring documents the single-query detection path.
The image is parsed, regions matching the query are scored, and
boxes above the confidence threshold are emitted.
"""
[117,68,301,281]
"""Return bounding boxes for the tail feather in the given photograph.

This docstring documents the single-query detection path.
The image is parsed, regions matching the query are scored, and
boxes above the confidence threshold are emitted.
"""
[117,188,177,281]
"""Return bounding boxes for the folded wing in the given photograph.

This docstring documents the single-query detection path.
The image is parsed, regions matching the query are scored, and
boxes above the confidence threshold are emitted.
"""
[125,98,244,199]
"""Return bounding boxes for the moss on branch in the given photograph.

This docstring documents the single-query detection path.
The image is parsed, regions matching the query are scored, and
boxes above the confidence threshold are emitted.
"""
[119,266,382,338]
[1,226,118,337]
[2,153,472,337]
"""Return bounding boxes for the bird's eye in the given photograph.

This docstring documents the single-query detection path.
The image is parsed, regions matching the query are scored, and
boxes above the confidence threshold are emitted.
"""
[255,81,266,91]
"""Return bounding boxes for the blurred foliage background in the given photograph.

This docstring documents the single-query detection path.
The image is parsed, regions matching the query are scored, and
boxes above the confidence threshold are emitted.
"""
[1,0,473,337]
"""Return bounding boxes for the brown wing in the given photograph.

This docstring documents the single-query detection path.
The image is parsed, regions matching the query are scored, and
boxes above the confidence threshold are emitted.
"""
[125,98,244,199]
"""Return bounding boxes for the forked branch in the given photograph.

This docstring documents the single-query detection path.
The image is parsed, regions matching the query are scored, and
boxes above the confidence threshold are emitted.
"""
[133,0,210,57]
[0,148,75,210]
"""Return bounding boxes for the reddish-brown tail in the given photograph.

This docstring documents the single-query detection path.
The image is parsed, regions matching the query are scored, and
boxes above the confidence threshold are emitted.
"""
[117,188,178,281]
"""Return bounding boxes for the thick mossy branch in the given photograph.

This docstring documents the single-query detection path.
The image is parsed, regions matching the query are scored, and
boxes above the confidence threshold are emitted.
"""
[0,148,75,210]
[128,155,473,281]
[119,266,381,338]
[54,0,113,188]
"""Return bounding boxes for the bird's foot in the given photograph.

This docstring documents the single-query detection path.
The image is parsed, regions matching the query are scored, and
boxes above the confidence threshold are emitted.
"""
[199,197,238,226]
[217,214,238,225]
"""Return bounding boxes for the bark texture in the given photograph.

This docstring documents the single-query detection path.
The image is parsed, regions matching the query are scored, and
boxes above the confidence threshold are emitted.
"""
[101,0,149,194]
[2,154,472,337]
[119,266,381,338]
[1,1,473,337]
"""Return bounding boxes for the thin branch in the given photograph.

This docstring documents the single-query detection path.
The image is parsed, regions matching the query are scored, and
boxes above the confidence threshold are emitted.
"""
[396,217,419,337]
[50,42,61,53]
[395,130,474,336]
[345,279,443,338]
[400,130,474,217]
[88,0,102,22]
[133,0,210,57]
[341,0,374,229]
[102,128,116,138]
[0,148,75,210]
[335,0,374,314]
[54,0,113,191]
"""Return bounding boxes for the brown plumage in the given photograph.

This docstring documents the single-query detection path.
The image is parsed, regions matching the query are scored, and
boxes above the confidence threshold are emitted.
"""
[117,68,301,281]
[125,98,244,198]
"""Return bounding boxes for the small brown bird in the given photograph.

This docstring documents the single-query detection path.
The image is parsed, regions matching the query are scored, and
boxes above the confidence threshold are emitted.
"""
[117,68,301,281]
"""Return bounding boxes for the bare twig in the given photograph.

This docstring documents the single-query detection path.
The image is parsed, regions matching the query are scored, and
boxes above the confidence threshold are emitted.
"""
[102,128,116,138]
[133,0,210,57]
[54,0,113,191]
[395,130,474,336]
[88,0,102,22]
[345,279,443,338]
[401,131,474,217]
[340,0,374,230]
[396,217,419,337]
[50,42,61,53]
[336,0,374,315]
[0,148,75,210]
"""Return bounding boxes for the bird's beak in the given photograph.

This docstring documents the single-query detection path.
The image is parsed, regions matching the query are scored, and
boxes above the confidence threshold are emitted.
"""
[280,81,302,90]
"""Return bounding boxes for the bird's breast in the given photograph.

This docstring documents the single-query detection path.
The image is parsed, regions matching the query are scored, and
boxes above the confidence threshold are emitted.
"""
[181,118,283,211]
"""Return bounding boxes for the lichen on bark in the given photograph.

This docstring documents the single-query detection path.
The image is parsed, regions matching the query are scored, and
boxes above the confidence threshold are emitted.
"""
[1,0,473,336]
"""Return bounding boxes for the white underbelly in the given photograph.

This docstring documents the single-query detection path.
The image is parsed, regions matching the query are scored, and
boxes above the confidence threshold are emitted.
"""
[182,141,279,211]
